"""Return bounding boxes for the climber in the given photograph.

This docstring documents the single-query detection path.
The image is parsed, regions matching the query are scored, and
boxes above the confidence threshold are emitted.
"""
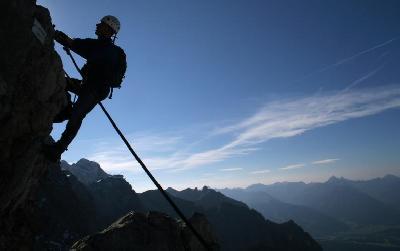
[43,15,127,162]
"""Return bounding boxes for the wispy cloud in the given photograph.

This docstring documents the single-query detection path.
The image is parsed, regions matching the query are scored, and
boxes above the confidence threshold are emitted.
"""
[293,36,399,83]
[280,164,305,170]
[220,168,243,172]
[85,132,186,173]
[341,65,384,93]
[217,86,400,140]
[127,133,182,153]
[312,158,340,165]
[174,146,258,169]
[250,169,271,174]
[86,85,400,173]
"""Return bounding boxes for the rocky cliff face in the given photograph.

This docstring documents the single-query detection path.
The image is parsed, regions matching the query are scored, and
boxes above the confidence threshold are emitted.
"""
[0,0,66,249]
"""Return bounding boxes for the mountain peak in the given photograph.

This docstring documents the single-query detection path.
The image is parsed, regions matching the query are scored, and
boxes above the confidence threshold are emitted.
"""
[383,174,400,180]
[62,159,110,185]
[327,176,347,184]
[165,187,178,193]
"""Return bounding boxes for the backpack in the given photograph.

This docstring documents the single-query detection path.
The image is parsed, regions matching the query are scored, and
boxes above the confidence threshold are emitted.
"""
[109,45,127,88]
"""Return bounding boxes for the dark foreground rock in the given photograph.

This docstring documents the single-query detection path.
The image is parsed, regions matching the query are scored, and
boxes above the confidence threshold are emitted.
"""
[0,0,66,249]
[71,211,219,251]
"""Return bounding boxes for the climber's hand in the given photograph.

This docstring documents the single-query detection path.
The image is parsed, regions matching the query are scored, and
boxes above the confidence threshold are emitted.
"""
[54,30,73,47]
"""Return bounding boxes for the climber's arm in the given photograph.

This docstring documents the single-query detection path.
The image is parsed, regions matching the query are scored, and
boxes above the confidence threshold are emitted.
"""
[54,30,73,48]
[54,31,95,59]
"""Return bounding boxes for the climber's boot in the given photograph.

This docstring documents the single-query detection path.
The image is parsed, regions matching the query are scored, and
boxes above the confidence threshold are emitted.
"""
[53,91,73,123]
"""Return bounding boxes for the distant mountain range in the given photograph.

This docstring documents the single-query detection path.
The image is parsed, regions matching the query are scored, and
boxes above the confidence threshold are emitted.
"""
[240,175,400,227]
[217,188,349,237]
[35,158,400,250]
[344,175,400,210]
[35,159,321,250]
[219,175,400,250]
[157,186,321,251]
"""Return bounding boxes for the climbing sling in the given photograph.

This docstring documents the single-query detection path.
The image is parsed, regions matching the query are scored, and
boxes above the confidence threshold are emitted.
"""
[63,47,212,251]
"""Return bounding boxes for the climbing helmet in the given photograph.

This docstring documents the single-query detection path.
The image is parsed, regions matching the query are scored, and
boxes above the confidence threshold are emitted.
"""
[101,15,120,34]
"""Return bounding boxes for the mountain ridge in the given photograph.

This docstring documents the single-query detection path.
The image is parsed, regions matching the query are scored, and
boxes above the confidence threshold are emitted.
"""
[36,158,322,250]
[239,175,400,226]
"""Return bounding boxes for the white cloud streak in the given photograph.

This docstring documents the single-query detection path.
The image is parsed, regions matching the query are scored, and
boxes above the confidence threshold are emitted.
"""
[312,158,340,165]
[87,85,400,173]
[218,86,400,141]
[220,168,243,172]
[280,164,305,170]
[250,169,271,174]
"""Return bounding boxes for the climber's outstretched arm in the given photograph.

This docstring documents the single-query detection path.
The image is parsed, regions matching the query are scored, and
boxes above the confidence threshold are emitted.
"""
[54,30,73,48]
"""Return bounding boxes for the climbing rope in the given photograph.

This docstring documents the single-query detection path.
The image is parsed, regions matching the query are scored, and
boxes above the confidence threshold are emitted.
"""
[63,47,212,251]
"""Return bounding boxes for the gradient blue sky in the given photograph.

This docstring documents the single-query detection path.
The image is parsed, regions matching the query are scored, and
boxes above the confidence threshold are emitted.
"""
[38,0,400,192]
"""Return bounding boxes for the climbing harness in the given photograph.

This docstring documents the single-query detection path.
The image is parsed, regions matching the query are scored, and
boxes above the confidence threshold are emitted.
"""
[63,47,212,251]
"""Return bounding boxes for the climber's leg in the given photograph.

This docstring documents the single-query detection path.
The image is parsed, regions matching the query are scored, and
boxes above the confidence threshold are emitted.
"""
[53,77,82,123]
[43,90,98,161]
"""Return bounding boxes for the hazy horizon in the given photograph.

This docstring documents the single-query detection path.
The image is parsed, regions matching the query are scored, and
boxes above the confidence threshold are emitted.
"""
[62,158,400,192]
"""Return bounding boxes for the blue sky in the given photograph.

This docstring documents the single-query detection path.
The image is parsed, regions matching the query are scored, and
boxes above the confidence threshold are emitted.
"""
[39,0,400,192]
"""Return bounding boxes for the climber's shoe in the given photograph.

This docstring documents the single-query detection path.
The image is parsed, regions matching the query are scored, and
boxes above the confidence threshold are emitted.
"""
[42,143,64,162]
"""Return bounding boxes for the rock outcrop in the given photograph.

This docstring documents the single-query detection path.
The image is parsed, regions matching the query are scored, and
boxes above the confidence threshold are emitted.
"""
[71,211,219,251]
[0,0,66,249]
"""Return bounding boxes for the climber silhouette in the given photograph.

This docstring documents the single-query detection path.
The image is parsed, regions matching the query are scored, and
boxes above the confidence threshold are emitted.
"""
[43,15,126,162]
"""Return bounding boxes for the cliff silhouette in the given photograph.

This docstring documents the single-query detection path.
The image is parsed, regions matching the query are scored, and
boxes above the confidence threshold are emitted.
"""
[0,1,66,249]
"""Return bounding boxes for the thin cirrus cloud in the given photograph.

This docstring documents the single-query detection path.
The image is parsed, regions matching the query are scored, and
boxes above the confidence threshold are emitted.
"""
[312,158,340,165]
[220,168,243,172]
[280,164,306,170]
[250,169,271,174]
[86,85,400,173]
[180,85,400,170]
[291,36,399,84]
